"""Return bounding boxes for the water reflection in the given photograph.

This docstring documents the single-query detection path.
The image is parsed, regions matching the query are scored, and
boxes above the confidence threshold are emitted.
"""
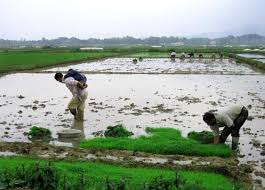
[58,119,85,147]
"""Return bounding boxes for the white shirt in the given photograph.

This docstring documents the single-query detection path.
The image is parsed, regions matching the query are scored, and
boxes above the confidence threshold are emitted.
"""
[209,105,244,136]
[63,77,87,97]
[171,52,177,56]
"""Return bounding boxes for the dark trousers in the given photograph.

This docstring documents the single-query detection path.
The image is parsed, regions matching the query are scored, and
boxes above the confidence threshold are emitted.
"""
[219,107,248,143]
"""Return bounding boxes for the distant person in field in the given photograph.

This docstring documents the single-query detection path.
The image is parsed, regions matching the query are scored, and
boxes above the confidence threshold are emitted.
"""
[54,69,88,120]
[180,52,185,59]
[203,105,248,150]
[170,51,177,62]
[170,51,177,58]
[188,52,194,58]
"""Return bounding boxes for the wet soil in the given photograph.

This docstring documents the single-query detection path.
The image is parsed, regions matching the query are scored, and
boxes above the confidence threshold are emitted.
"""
[0,142,252,186]
[0,58,265,189]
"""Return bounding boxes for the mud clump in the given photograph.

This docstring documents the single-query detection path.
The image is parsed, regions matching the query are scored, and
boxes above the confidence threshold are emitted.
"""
[152,104,174,113]
[0,121,7,125]
[187,131,214,144]
[254,171,265,178]
[252,139,261,148]
[247,116,254,121]
[104,124,133,138]
[208,101,218,106]
[92,130,105,137]
[17,95,25,99]
[177,96,201,104]
[32,106,38,111]
[125,104,174,116]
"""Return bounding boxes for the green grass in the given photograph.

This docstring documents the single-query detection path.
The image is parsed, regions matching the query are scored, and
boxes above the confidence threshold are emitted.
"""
[226,53,265,71]
[0,50,120,73]
[80,128,232,157]
[1,47,259,73]
[0,157,234,190]
[0,46,251,73]
[187,131,214,144]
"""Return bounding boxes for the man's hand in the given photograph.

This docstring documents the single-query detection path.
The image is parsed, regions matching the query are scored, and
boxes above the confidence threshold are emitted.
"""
[77,82,85,89]
[213,136,220,144]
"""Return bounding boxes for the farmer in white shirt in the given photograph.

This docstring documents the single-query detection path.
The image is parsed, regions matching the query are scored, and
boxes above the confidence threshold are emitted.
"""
[55,72,88,121]
[203,105,248,150]
[170,51,177,58]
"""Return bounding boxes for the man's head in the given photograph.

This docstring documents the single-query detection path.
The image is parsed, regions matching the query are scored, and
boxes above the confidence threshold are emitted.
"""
[54,72,63,82]
[203,112,216,126]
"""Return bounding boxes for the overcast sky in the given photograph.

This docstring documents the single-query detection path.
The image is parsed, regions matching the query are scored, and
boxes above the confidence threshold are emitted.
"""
[0,0,265,40]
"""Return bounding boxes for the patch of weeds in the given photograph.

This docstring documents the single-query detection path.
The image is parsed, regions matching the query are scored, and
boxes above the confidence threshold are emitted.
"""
[0,157,237,190]
[26,162,59,190]
[24,126,52,142]
[0,169,15,189]
[104,124,133,138]
[143,176,174,190]
[233,182,245,190]
[0,162,58,190]
[105,177,127,190]
[187,131,214,144]
[143,172,206,190]
[173,172,205,190]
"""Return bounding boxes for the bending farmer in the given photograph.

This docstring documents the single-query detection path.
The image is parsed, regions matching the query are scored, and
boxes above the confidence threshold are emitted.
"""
[54,69,88,120]
[203,105,248,150]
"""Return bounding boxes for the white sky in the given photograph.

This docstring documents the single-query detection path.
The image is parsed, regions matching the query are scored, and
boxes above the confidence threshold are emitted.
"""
[0,0,265,40]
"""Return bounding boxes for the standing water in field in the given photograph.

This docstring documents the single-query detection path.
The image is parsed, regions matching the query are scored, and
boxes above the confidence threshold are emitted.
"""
[0,58,265,186]
[45,58,260,75]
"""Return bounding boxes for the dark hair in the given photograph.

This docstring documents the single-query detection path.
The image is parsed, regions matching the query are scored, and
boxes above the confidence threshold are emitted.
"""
[203,112,215,123]
[54,72,63,80]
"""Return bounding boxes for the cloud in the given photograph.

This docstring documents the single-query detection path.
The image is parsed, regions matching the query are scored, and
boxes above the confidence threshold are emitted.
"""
[0,0,264,40]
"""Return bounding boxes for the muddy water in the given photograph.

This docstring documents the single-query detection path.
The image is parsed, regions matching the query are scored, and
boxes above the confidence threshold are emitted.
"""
[0,58,265,187]
[46,58,259,75]
[237,54,265,59]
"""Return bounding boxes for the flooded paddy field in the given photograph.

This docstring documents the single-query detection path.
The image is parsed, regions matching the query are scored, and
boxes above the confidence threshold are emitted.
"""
[1,58,265,187]
[45,58,259,75]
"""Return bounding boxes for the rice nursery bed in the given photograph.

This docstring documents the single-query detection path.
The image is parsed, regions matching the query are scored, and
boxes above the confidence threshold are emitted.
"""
[0,157,236,190]
[80,128,232,157]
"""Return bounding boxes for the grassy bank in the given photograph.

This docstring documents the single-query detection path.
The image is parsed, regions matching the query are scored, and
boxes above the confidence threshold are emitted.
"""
[226,53,265,71]
[80,128,232,157]
[0,50,121,73]
[0,157,235,190]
